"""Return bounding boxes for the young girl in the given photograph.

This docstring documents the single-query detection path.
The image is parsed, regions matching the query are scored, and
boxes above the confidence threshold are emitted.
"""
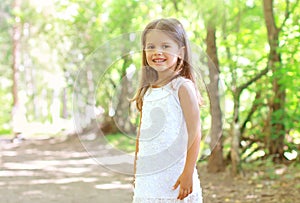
[132,18,203,202]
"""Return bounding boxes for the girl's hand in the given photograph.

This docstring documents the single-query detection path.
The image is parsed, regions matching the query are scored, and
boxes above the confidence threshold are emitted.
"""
[172,172,193,200]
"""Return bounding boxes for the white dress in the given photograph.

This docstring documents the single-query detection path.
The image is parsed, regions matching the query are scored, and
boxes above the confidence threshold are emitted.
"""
[133,77,203,203]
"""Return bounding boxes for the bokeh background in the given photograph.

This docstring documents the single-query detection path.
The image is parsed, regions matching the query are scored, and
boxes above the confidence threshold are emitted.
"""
[0,0,299,202]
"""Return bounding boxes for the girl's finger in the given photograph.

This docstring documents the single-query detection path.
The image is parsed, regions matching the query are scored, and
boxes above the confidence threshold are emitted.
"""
[172,179,180,190]
[178,189,187,200]
[177,189,183,199]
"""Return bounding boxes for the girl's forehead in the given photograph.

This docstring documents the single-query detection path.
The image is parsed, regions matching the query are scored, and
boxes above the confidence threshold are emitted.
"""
[145,30,176,44]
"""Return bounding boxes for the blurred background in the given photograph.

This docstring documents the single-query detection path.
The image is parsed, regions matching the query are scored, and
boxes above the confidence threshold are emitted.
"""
[0,0,300,202]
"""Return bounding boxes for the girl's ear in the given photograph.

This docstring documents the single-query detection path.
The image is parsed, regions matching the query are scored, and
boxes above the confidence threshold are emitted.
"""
[178,46,185,59]
[176,46,186,72]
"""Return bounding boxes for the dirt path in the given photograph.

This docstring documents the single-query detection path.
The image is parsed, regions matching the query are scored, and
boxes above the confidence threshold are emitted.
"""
[0,136,133,203]
[1,135,299,203]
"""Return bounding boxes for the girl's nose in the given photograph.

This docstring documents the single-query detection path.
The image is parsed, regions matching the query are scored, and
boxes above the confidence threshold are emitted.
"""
[154,49,163,55]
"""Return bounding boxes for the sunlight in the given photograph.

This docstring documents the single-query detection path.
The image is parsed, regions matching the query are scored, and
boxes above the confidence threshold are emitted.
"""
[1,0,299,202]
[22,190,43,196]
[246,0,255,7]
[1,151,18,156]
[54,2,79,21]
[126,64,136,80]
[96,154,133,165]
[246,194,258,199]
[251,150,265,159]
[95,181,132,190]
[3,162,47,170]
[284,150,298,160]
[275,166,287,175]
[99,172,112,177]
[51,167,92,174]
[30,177,98,185]
[3,158,96,171]
[0,170,37,177]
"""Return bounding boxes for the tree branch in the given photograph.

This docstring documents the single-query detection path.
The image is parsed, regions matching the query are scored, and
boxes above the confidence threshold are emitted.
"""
[241,135,264,143]
[242,145,264,161]
[236,67,269,95]
[279,0,299,31]
[172,0,178,12]
[240,91,262,135]
[109,77,116,89]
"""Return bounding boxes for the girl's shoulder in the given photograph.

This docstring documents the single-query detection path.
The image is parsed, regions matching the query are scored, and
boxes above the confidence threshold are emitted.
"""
[175,76,202,105]
[170,76,196,100]
[171,76,194,91]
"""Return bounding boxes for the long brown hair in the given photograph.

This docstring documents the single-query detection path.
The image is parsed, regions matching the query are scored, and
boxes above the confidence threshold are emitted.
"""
[132,18,196,111]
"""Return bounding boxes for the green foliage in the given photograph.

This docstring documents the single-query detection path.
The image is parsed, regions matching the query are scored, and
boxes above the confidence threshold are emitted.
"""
[105,133,135,153]
[0,0,13,135]
[0,0,298,165]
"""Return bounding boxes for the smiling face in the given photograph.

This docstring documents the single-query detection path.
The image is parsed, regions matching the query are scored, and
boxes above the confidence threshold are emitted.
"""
[144,30,183,72]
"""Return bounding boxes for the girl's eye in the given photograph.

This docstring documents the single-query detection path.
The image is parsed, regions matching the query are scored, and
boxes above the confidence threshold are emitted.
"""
[162,45,170,49]
[146,45,154,49]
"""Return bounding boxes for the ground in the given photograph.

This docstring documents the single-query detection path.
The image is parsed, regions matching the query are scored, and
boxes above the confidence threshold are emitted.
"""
[0,135,299,203]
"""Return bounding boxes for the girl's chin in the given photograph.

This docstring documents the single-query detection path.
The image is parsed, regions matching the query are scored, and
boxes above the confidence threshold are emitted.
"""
[151,63,166,67]
[151,64,175,70]
[152,67,169,72]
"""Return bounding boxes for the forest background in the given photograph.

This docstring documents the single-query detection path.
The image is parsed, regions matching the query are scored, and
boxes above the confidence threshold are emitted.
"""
[0,0,299,202]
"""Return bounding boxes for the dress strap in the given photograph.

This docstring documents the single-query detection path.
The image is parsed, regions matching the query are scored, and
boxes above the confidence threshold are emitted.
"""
[171,76,194,98]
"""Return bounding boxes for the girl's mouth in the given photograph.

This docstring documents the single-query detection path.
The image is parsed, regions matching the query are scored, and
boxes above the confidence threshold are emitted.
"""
[153,58,166,63]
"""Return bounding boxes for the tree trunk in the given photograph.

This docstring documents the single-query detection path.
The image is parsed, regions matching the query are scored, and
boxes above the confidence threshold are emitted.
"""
[73,67,95,133]
[51,88,60,124]
[62,88,68,118]
[263,0,285,161]
[114,56,135,135]
[230,67,269,175]
[86,67,96,126]
[206,25,225,173]
[12,0,20,108]
[231,93,241,175]
[11,0,24,136]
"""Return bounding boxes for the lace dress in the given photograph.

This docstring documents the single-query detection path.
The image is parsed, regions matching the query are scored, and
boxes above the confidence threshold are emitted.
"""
[133,77,203,203]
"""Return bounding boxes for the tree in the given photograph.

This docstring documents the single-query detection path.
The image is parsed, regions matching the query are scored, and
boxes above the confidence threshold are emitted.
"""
[219,0,270,174]
[11,0,26,137]
[205,10,225,173]
[0,0,14,135]
[263,0,299,161]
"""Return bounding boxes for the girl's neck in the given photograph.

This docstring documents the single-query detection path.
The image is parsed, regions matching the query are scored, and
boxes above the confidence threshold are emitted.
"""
[152,72,179,88]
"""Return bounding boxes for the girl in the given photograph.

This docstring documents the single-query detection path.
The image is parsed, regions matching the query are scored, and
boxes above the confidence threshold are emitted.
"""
[132,18,203,202]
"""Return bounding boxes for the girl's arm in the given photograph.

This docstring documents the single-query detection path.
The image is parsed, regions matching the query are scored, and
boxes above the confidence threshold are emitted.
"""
[172,81,201,200]
[133,132,139,188]
[133,113,142,188]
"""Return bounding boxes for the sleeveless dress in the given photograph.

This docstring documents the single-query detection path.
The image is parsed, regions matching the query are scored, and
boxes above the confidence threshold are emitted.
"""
[133,77,203,203]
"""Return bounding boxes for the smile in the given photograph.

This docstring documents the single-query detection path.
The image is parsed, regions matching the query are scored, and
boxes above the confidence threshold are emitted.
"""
[153,58,166,63]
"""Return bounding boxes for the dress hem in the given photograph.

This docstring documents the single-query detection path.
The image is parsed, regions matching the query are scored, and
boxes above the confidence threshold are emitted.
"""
[133,192,202,203]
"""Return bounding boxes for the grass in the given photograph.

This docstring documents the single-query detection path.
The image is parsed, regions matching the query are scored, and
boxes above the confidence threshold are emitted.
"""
[0,129,12,137]
[104,133,210,158]
[105,133,136,153]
